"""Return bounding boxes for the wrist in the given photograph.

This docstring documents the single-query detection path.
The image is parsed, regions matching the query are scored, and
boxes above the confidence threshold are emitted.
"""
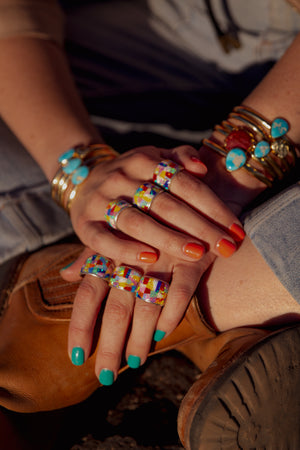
[199,103,299,213]
[36,125,104,182]
[198,142,267,215]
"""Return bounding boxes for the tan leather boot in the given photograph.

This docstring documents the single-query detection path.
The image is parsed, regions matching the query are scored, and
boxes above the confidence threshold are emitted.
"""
[0,243,270,413]
[178,322,300,449]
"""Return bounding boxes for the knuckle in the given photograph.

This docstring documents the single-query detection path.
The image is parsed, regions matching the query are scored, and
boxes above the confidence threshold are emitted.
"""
[172,144,195,156]
[171,285,193,303]
[76,212,90,231]
[69,322,89,337]
[98,348,120,362]
[77,279,99,302]
[129,150,156,168]
[135,300,155,316]
[108,168,127,185]
[105,301,131,322]
[102,168,127,192]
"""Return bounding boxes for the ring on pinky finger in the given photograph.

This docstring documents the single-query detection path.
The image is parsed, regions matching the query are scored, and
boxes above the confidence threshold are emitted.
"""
[80,254,115,280]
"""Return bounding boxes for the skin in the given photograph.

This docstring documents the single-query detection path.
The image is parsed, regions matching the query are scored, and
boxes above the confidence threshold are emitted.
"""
[1,28,300,381]
[0,36,240,379]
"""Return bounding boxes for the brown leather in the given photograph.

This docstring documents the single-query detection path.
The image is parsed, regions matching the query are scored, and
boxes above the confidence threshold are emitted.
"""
[0,243,266,413]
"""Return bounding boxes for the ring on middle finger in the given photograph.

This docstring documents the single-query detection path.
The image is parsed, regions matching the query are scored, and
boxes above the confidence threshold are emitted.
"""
[152,159,183,190]
[109,265,143,292]
[133,182,164,212]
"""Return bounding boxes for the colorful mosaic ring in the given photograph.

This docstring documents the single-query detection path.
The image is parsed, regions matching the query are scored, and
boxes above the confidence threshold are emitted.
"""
[80,254,115,280]
[136,276,169,306]
[152,159,183,190]
[133,182,163,212]
[109,266,142,292]
[104,199,132,229]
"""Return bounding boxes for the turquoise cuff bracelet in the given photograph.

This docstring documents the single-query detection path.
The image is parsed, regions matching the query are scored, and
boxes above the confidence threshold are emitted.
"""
[203,105,299,187]
[51,144,119,213]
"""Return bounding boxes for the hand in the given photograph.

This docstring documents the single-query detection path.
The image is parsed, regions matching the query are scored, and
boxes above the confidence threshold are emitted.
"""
[61,246,216,384]
[69,145,244,266]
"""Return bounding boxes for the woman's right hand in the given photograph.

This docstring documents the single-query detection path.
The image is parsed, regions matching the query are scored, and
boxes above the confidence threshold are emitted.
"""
[69,144,245,267]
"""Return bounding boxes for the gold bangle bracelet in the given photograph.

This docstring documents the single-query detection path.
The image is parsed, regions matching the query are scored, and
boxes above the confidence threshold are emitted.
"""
[51,144,120,213]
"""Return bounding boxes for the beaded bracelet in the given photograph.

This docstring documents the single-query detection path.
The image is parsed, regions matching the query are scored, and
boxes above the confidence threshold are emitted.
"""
[51,144,119,213]
[203,105,299,187]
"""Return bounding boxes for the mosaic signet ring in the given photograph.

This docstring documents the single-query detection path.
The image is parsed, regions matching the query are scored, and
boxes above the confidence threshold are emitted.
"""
[104,199,132,229]
[80,254,115,280]
[152,159,183,190]
[109,266,142,292]
[133,182,163,212]
[136,276,169,306]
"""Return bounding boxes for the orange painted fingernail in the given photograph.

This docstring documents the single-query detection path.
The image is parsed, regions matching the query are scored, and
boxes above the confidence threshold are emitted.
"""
[183,242,205,259]
[138,252,158,263]
[216,239,236,258]
[229,223,246,242]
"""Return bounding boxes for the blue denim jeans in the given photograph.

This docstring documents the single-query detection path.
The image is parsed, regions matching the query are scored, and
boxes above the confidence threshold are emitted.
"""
[0,0,299,303]
[244,183,300,303]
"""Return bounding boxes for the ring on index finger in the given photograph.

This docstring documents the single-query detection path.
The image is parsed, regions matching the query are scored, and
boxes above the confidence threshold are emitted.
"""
[133,182,164,212]
[153,159,183,190]
[104,199,132,229]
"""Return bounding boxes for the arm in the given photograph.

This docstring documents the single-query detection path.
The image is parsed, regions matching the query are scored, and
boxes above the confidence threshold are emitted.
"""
[198,33,300,212]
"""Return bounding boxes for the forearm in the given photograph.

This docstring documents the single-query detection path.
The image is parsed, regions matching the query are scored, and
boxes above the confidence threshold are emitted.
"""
[199,33,300,212]
[0,37,102,181]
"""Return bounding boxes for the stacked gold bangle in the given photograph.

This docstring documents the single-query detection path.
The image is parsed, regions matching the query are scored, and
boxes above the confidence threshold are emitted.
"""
[203,105,299,187]
[51,144,119,213]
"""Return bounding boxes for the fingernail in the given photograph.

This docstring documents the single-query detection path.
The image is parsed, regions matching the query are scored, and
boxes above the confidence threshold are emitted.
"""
[138,252,158,263]
[216,238,236,258]
[183,242,205,259]
[60,261,74,271]
[99,369,114,386]
[190,156,207,168]
[153,330,166,342]
[71,347,85,366]
[229,223,246,242]
[127,355,141,369]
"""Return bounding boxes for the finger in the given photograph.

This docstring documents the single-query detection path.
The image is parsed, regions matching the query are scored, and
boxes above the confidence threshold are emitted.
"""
[68,274,109,366]
[79,221,159,265]
[118,152,245,242]
[125,298,161,369]
[96,288,135,385]
[165,171,245,242]
[115,205,208,260]
[154,256,215,340]
[60,247,95,281]
[115,193,237,259]
[167,145,208,176]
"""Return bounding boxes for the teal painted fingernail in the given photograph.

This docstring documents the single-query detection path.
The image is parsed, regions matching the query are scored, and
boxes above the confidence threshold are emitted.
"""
[153,330,166,342]
[71,347,85,366]
[127,355,141,369]
[60,261,74,271]
[99,369,114,386]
